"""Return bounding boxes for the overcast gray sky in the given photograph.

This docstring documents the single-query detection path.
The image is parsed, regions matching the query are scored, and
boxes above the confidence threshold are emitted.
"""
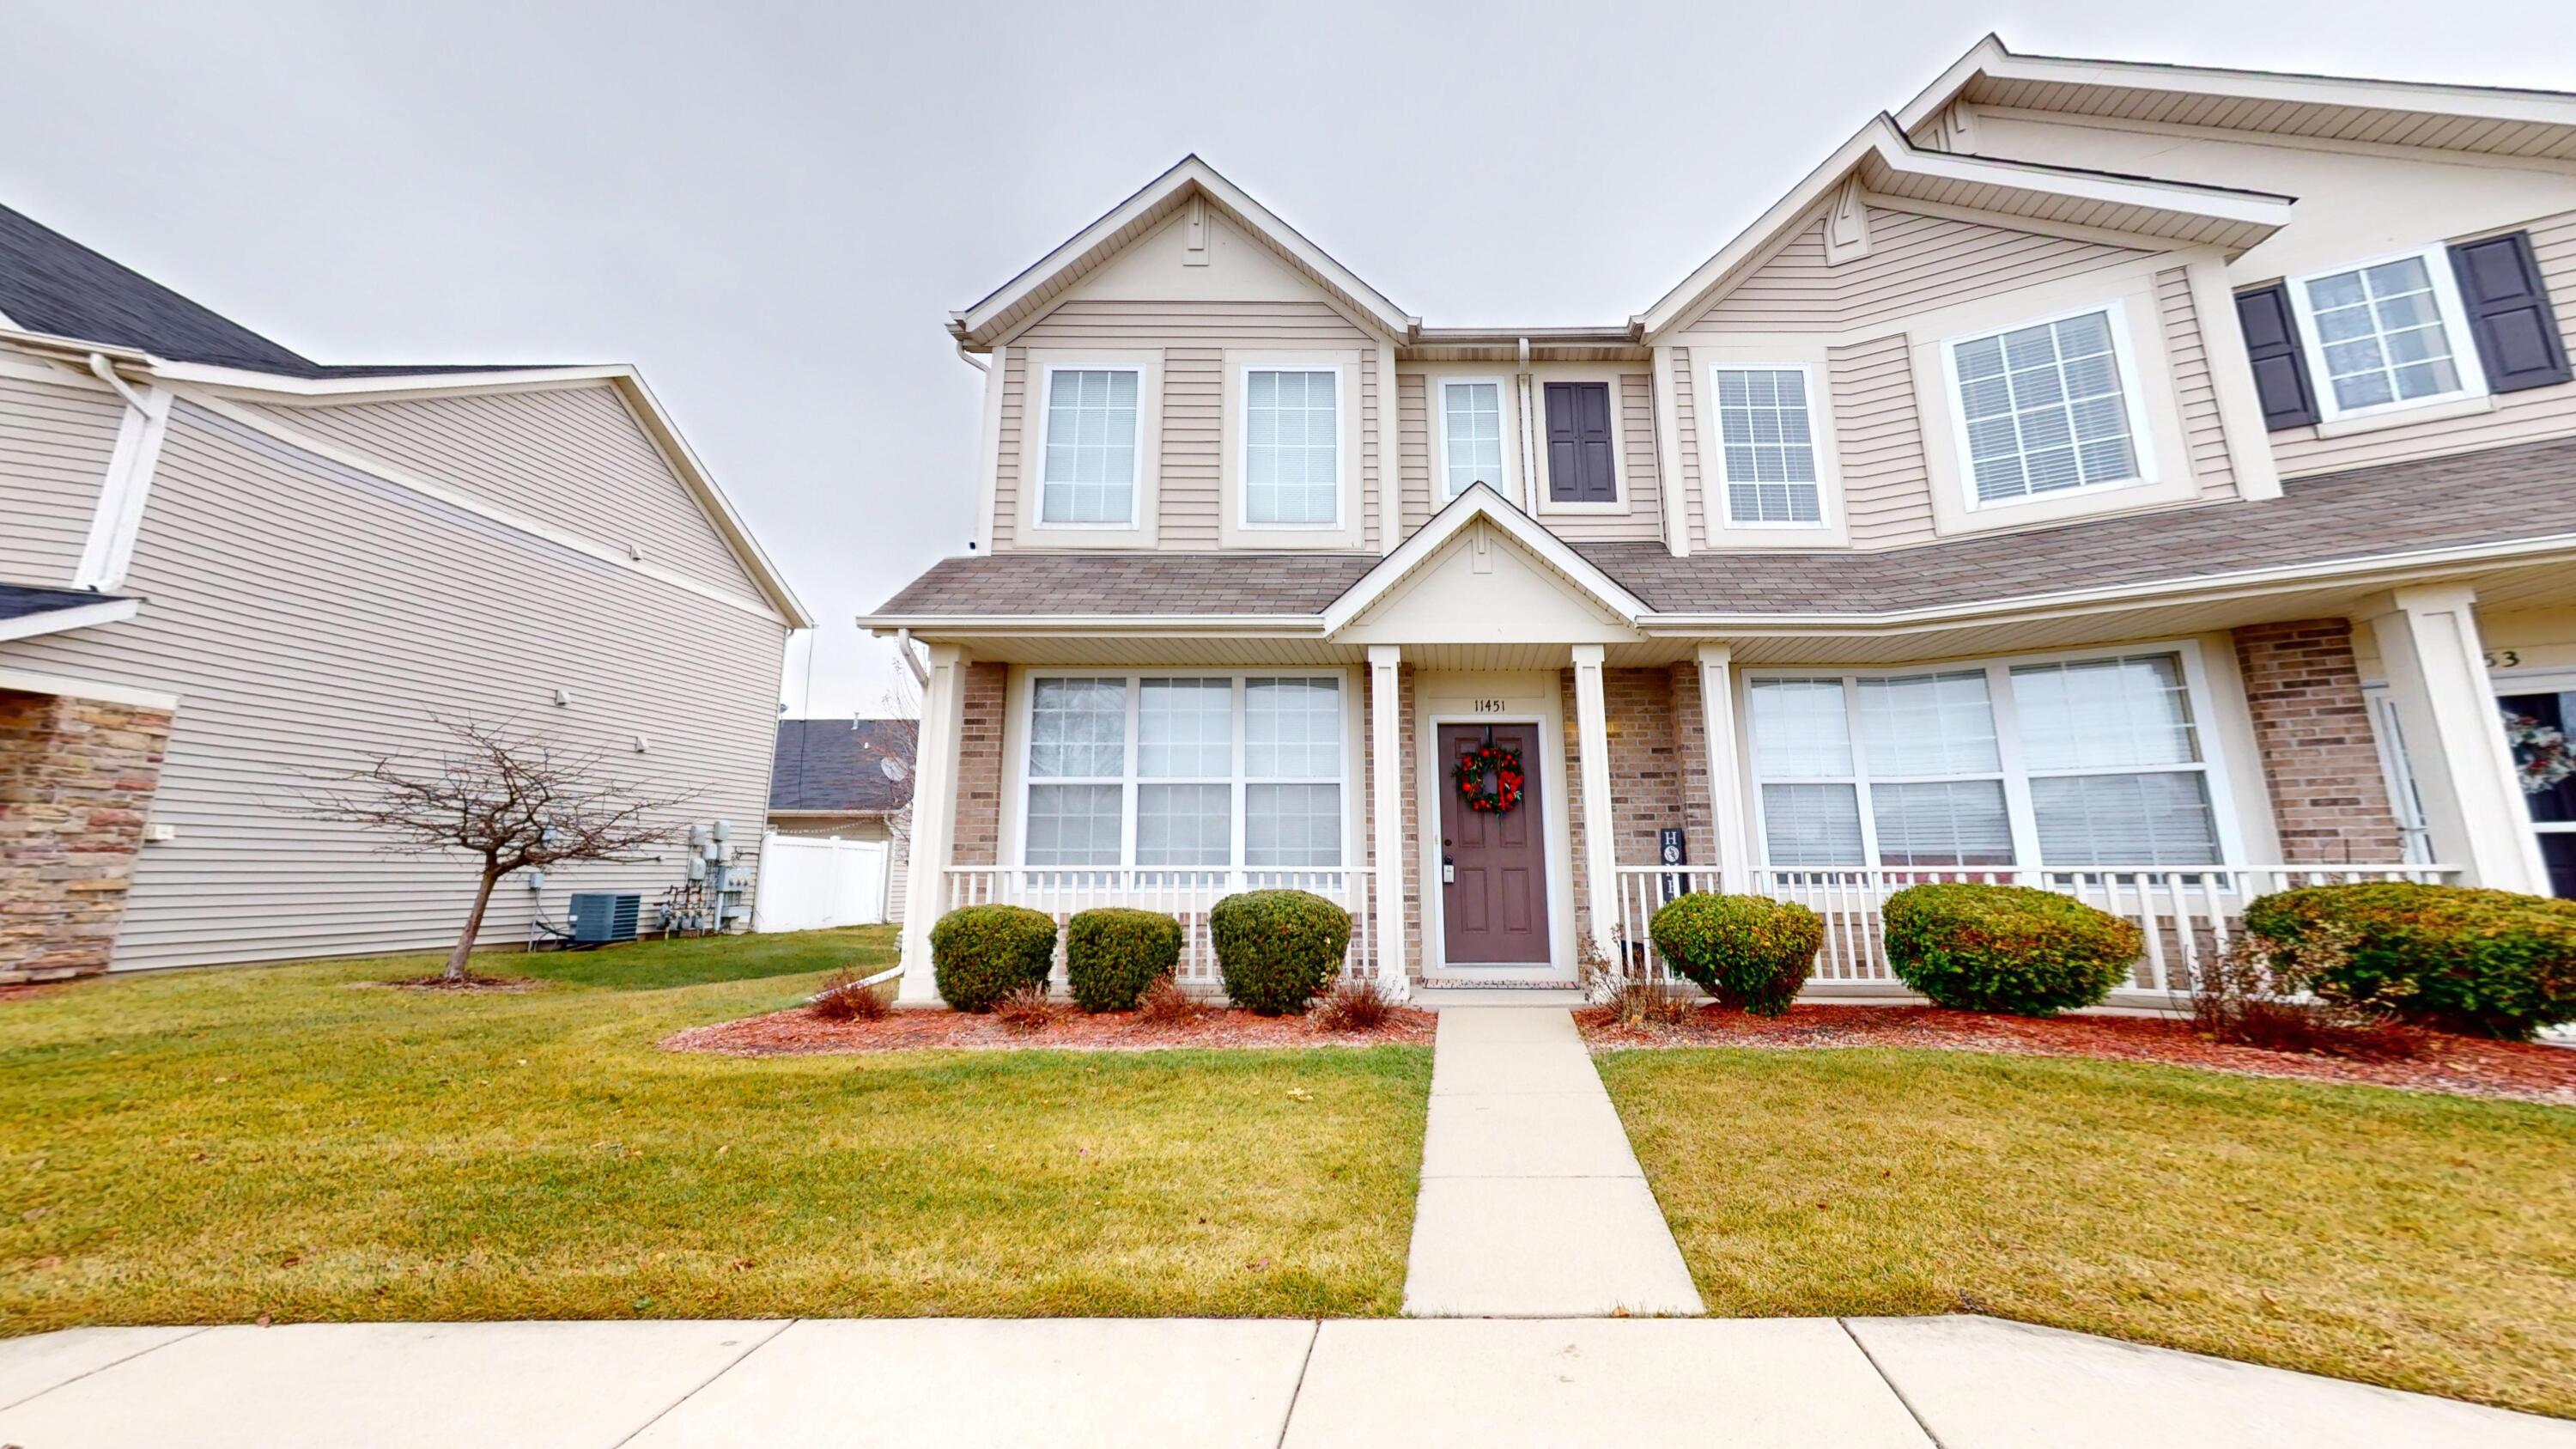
[6,2,2570,716]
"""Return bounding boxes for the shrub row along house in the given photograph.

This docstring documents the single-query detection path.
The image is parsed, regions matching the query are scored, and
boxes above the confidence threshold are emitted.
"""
[0,204,807,977]
[866,37,2576,1006]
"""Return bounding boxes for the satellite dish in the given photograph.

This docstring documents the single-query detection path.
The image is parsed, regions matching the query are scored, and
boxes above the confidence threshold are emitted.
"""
[879,757,910,782]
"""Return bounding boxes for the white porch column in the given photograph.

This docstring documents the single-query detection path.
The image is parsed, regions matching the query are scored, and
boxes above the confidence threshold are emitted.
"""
[1367,645,1409,998]
[1696,642,1753,893]
[2366,586,2546,893]
[1571,644,1619,961]
[896,642,967,1004]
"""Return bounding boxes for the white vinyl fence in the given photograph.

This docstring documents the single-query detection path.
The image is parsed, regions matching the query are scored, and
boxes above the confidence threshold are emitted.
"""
[752,831,890,932]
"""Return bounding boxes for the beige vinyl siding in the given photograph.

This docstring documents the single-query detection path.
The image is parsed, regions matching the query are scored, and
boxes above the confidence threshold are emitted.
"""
[1671,347,1707,549]
[1541,373,1665,544]
[2155,265,2239,500]
[238,386,764,604]
[1827,334,1939,545]
[991,299,1374,551]
[0,372,124,586]
[2269,210,2576,478]
[0,402,787,971]
[1683,207,2151,334]
[1397,371,1434,533]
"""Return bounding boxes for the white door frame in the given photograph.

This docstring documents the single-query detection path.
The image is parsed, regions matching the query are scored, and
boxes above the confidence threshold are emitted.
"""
[2490,665,2576,886]
[1413,672,1580,981]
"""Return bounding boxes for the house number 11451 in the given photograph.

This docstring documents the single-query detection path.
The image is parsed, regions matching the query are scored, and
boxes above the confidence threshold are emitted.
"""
[1470,698,1508,713]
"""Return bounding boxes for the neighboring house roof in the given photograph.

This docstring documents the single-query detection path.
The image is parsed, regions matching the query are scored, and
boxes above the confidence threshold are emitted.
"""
[866,435,2576,627]
[0,582,139,643]
[770,718,917,814]
[0,202,550,379]
[949,155,1419,348]
[1896,34,2576,163]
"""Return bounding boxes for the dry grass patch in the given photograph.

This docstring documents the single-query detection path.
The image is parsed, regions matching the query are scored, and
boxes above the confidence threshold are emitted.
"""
[1597,1046,2576,1418]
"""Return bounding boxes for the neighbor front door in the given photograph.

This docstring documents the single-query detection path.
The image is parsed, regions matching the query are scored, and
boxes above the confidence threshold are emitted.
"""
[1438,722,1552,965]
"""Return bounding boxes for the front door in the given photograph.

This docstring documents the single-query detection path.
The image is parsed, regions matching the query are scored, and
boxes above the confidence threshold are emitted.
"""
[1438,722,1552,965]
[2499,685,2576,898]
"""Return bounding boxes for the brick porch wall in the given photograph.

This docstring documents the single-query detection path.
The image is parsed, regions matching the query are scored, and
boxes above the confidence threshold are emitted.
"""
[1671,661,1714,869]
[1560,667,1689,950]
[949,662,1008,868]
[2230,619,2406,864]
[0,690,173,981]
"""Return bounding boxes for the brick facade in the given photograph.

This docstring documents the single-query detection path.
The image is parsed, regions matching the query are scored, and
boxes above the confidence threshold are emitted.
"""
[949,662,1008,867]
[2231,619,2406,863]
[1558,666,1691,950]
[0,690,173,981]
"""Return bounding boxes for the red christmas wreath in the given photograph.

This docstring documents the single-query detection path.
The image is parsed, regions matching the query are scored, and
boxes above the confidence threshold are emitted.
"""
[1453,742,1526,815]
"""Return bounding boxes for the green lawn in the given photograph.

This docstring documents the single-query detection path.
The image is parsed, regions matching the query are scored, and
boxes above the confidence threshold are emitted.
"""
[1,928,1431,1330]
[1598,1047,2576,1420]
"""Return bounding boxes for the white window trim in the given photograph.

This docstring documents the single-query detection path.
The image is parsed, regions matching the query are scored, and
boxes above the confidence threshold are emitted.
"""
[1431,374,1516,504]
[1006,667,1357,873]
[1741,638,2248,875]
[1017,348,1163,549]
[1937,299,2161,515]
[1236,362,1348,533]
[1030,362,1145,531]
[1531,371,1630,515]
[1704,361,1834,532]
[2284,242,2490,426]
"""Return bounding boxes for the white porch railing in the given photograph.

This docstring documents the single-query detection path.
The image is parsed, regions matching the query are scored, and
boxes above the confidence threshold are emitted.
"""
[1612,863,2461,997]
[941,867,1376,990]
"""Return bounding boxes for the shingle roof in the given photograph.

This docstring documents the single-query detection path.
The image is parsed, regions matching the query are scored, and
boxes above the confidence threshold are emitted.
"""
[769,719,917,814]
[0,581,125,624]
[0,202,560,380]
[866,435,2576,622]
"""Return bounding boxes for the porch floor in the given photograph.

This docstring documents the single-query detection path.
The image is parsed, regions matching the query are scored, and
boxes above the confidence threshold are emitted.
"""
[1401,1008,1702,1317]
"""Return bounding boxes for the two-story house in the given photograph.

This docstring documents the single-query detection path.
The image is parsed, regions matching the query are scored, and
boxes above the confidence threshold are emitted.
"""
[866,37,2576,1005]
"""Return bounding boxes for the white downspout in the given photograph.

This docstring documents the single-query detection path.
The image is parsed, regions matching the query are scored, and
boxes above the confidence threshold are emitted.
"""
[1514,337,1539,513]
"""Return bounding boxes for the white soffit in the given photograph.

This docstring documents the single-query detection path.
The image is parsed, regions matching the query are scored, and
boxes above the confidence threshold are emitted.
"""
[948,155,1418,348]
[1899,34,2576,163]
[1634,116,2292,338]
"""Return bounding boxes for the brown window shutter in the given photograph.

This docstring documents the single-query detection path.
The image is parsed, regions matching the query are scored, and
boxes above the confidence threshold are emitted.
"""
[2233,283,2320,429]
[1543,381,1618,502]
[2450,231,2573,394]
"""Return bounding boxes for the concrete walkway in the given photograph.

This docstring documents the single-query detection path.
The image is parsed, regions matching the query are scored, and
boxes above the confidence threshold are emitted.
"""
[4,1316,2567,1447]
[1403,1005,1702,1316]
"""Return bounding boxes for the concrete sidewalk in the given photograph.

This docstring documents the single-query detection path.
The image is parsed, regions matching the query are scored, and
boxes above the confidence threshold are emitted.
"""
[3,1316,2566,1447]
[1403,1006,1702,1316]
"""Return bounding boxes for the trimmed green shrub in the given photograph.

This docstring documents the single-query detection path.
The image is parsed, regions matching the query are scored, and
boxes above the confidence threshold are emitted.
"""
[1648,893,1822,1016]
[2242,882,2576,1041]
[1882,882,2141,1016]
[929,904,1058,1013]
[1066,908,1183,1013]
[1209,890,1352,1015]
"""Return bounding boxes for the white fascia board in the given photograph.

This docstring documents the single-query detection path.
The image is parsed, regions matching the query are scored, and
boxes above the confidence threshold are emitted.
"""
[606,371,814,630]
[0,663,176,711]
[1641,533,2576,635]
[950,156,1418,346]
[860,613,1325,636]
[154,361,632,398]
[0,595,140,643]
[1898,39,2576,136]
[1636,116,2291,338]
[1318,482,1649,635]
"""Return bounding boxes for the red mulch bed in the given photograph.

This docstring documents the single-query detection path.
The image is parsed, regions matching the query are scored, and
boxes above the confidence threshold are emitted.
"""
[665,1002,1438,1056]
[1577,1003,2576,1106]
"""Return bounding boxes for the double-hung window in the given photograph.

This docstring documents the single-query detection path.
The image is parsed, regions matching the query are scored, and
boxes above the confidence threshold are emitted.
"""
[1438,380,1508,498]
[1747,649,2225,873]
[2287,247,2487,420]
[1946,307,2145,507]
[1244,368,1341,526]
[1022,673,1346,871]
[1710,366,1823,526]
[1036,367,1142,526]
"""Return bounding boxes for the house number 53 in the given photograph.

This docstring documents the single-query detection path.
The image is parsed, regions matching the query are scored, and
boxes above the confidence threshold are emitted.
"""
[2487,649,2522,669]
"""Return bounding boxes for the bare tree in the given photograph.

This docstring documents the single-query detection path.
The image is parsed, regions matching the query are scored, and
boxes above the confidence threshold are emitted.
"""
[302,717,690,980]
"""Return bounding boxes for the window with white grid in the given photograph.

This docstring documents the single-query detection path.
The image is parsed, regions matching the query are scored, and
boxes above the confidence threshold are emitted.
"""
[1037,368,1141,525]
[1747,649,2230,873]
[1711,367,1823,525]
[1440,381,1507,498]
[1022,674,1346,870]
[1948,309,2142,506]
[1244,368,1340,526]
[2291,248,2482,418]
